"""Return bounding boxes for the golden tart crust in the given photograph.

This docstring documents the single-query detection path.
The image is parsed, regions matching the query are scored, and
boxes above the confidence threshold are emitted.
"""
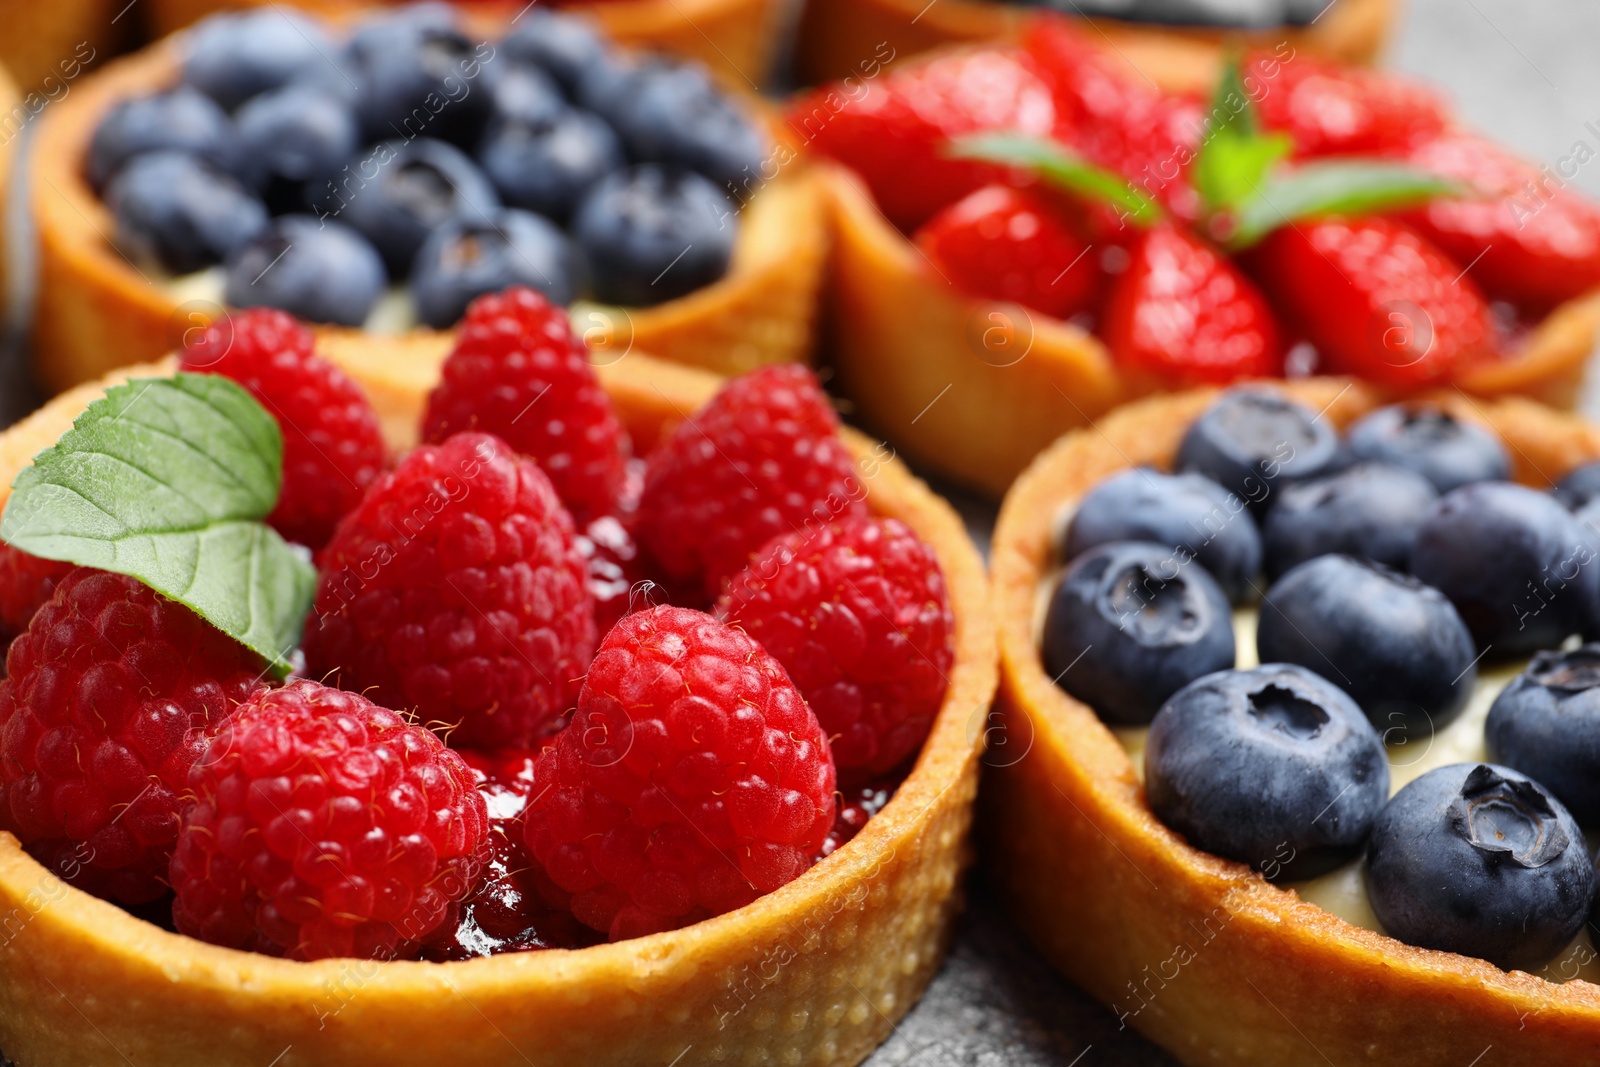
[0,347,997,1067]
[0,0,115,96]
[821,164,1600,498]
[795,0,1394,88]
[144,0,785,86]
[29,28,826,395]
[988,379,1600,1067]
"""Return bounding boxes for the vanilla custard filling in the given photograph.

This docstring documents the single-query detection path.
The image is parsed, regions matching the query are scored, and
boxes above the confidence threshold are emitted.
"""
[1034,572,1600,982]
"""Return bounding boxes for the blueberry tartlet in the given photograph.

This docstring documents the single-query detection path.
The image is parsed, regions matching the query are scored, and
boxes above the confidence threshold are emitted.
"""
[992,379,1600,1064]
[798,15,1600,495]
[0,298,994,1066]
[796,0,1393,86]
[144,0,785,86]
[31,5,824,392]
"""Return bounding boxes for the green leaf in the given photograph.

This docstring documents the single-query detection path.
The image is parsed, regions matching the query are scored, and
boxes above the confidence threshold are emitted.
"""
[948,133,1163,226]
[1229,162,1466,250]
[0,374,316,677]
[1193,55,1293,216]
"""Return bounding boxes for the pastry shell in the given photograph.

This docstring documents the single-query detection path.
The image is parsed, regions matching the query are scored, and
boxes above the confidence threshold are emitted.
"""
[0,0,115,96]
[821,163,1600,497]
[795,0,1394,88]
[144,0,785,87]
[29,27,826,394]
[988,378,1600,1066]
[0,344,997,1067]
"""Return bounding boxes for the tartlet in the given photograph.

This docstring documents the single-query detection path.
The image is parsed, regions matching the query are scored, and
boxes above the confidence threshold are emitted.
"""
[29,25,826,394]
[822,162,1600,497]
[0,344,996,1067]
[143,0,785,86]
[987,379,1600,1066]
[0,0,114,96]
[795,0,1394,88]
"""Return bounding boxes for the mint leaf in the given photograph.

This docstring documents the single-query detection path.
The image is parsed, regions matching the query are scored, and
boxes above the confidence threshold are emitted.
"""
[1229,162,1465,249]
[1193,58,1292,217]
[0,374,316,676]
[948,133,1162,225]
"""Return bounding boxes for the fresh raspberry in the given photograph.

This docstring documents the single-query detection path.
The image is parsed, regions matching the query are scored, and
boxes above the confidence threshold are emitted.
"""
[1102,222,1285,386]
[422,750,593,960]
[170,680,488,961]
[1402,133,1600,315]
[1246,216,1500,388]
[180,308,387,550]
[303,432,596,750]
[819,777,899,859]
[0,544,74,651]
[1245,50,1449,160]
[525,606,837,941]
[421,287,629,524]
[915,184,1104,321]
[638,365,867,601]
[0,569,265,904]
[717,516,954,783]
[793,47,1056,231]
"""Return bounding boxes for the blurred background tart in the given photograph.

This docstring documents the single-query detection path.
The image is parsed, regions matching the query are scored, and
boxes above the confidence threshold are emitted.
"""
[29,5,824,392]
[797,17,1600,495]
[796,0,1394,87]
[143,0,785,86]
[988,379,1600,1065]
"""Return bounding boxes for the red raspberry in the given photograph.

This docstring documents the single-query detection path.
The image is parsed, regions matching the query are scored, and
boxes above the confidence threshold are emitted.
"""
[0,570,265,904]
[180,308,387,550]
[717,516,953,783]
[303,432,595,749]
[915,184,1105,321]
[421,287,629,524]
[0,544,74,650]
[638,365,867,601]
[525,606,837,941]
[170,680,488,961]
[422,750,592,960]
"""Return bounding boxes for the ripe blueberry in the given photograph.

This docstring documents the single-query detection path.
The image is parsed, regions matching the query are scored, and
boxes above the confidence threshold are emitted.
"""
[106,151,268,274]
[573,165,738,307]
[1042,541,1236,726]
[224,215,386,327]
[87,87,241,191]
[1261,462,1438,580]
[1367,763,1595,971]
[1346,404,1511,494]
[1411,482,1600,657]
[1146,663,1389,881]
[410,209,582,328]
[1257,555,1477,740]
[1486,646,1600,825]
[1060,467,1262,603]
[1176,389,1341,515]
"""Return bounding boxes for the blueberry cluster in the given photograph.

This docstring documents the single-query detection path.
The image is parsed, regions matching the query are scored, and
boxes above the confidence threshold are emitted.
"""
[1045,387,1600,970]
[90,4,765,330]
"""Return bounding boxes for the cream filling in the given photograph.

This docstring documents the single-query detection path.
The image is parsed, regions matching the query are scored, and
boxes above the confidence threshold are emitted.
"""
[1034,570,1600,982]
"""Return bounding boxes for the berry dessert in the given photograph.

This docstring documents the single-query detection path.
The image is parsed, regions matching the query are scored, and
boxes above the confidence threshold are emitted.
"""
[992,380,1600,1064]
[0,302,994,1066]
[802,17,1600,494]
[796,0,1393,85]
[31,4,826,391]
[143,0,785,87]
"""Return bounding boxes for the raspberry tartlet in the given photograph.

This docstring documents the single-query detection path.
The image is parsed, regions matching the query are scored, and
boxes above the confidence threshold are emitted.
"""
[990,379,1600,1064]
[30,5,824,393]
[0,306,993,1066]
[800,19,1600,495]
[796,0,1393,86]
[144,0,784,85]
